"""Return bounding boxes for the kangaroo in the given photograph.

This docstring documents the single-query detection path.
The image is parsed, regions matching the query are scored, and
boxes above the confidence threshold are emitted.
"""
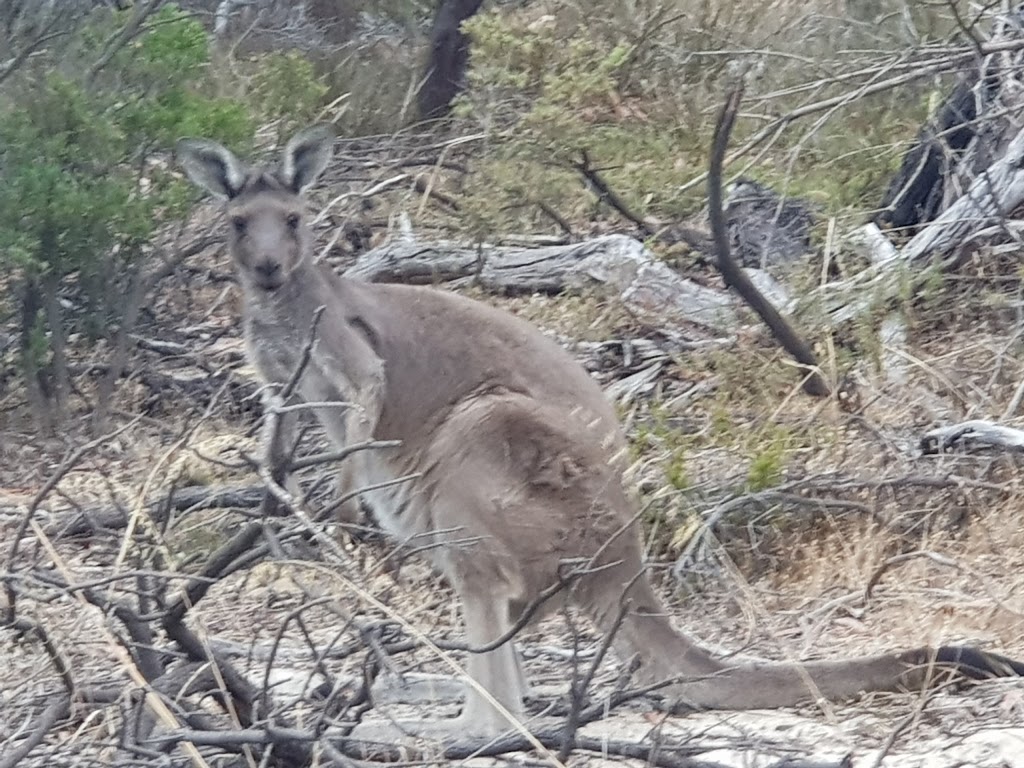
[175,125,1024,738]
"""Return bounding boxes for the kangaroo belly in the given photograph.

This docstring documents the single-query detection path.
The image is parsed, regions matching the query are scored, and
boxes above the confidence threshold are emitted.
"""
[356,450,419,540]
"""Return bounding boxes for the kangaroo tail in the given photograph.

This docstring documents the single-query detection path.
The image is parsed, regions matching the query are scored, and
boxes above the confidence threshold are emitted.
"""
[584,572,1023,710]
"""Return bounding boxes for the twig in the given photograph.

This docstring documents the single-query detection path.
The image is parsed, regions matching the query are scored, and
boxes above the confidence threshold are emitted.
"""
[280,306,326,402]
[49,484,265,538]
[865,688,941,768]
[413,173,461,210]
[573,150,653,235]
[557,584,632,762]
[289,440,401,472]
[164,523,264,627]
[86,0,165,82]
[27,570,163,682]
[0,26,69,86]
[5,617,74,697]
[4,417,141,623]
[0,695,71,768]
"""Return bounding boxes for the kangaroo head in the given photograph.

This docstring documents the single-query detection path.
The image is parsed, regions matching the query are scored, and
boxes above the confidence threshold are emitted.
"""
[175,125,335,292]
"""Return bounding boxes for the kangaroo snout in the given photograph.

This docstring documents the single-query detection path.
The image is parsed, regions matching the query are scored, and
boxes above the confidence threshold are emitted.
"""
[253,259,283,288]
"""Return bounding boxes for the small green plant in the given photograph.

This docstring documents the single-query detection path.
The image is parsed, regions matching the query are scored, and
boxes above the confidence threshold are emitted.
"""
[746,439,786,492]
[665,447,690,490]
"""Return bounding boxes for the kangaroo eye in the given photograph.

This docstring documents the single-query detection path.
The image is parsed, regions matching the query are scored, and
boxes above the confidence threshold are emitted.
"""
[231,216,247,234]
[286,212,301,229]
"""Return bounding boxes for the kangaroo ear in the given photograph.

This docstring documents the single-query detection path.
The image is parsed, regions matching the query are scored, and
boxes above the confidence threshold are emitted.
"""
[175,138,247,199]
[280,123,336,193]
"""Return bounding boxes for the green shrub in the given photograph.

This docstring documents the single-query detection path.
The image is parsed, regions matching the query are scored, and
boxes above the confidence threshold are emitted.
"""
[250,51,330,135]
[0,4,253,425]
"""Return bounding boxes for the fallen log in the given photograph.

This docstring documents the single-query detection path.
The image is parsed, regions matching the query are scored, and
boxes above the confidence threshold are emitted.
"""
[825,121,1024,323]
[345,234,739,335]
[920,419,1024,455]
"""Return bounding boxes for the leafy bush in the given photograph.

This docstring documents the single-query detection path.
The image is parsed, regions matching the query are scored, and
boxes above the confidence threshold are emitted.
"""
[0,4,253,427]
[250,51,329,135]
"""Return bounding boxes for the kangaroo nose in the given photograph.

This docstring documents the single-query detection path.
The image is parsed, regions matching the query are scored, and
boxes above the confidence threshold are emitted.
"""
[255,261,281,279]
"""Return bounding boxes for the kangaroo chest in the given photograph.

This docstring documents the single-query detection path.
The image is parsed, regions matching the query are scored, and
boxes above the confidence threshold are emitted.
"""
[244,311,422,540]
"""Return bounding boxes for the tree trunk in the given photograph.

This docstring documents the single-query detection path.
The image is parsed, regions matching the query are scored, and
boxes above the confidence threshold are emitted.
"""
[91,263,145,434]
[18,276,53,433]
[417,0,484,121]
[41,270,69,420]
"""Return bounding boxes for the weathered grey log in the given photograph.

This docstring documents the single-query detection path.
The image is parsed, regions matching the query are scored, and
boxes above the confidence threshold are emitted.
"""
[345,234,738,334]
[902,124,1024,263]
[824,121,1024,325]
[920,420,1024,454]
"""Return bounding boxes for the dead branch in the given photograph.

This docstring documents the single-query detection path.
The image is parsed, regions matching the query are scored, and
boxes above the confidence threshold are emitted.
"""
[164,522,264,628]
[0,28,68,87]
[708,88,829,397]
[48,484,265,538]
[0,696,72,768]
[289,440,402,472]
[863,550,959,603]
[29,569,163,681]
[5,616,74,696]
[557,585,632,762]
[574,150,656,234]
[413,173,461,210]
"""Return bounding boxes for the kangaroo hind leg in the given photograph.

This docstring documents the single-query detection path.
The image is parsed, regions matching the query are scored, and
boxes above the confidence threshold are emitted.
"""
[351,589,528,744]
[451,588,528,737]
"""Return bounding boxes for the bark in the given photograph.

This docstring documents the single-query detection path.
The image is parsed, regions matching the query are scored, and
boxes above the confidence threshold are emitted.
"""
[41,270,69,419]
[920,420,1024,455]
[18,276,53,433]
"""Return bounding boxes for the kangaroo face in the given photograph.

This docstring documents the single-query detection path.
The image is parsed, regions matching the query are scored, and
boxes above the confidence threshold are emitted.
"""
[226,185,309,292]
[175,124,335,293]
